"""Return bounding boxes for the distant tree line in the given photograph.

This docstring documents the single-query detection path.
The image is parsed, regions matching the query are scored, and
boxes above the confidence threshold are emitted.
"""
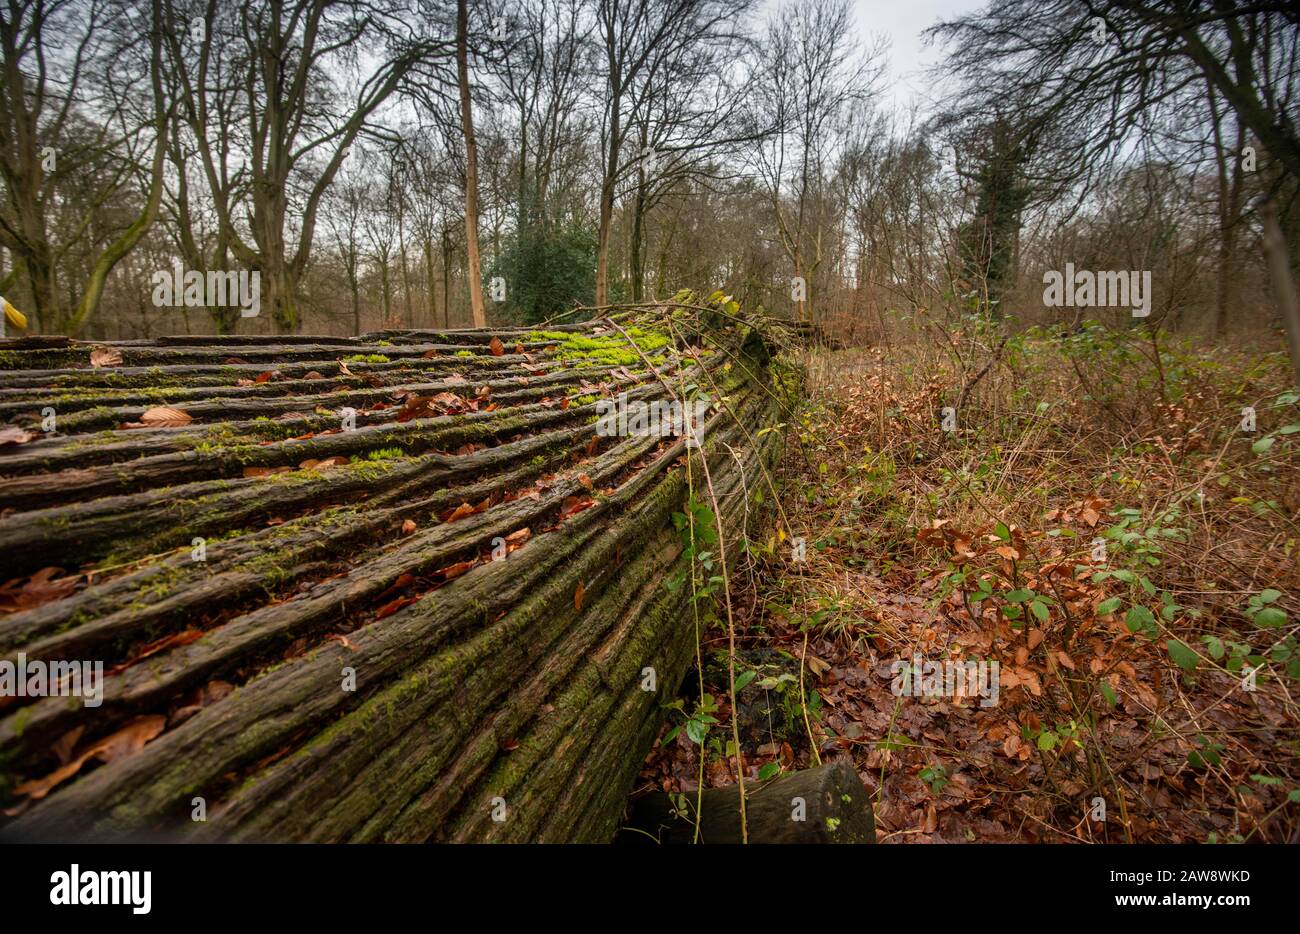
[0,0,1296,340]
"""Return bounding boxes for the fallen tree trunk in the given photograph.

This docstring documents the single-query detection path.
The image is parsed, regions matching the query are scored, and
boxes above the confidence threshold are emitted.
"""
[0,308,792,843]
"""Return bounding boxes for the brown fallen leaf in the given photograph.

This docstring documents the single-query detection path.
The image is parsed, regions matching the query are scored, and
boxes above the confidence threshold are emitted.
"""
[440,559,475,580]
[109,628,204,675]
[489,336,505,356]
[514,342,524,354]
[140,406,193,428]
[326,633,359,652]
[559,495,595,520]
[574,580,585,611]
[48,726,87,769]
[303,370,324,380]
[0,567,79,614]
[243,465,293,478]
[0,426,34,446]
[337,358,354,376]
[505,527,531,546]
[89,346,123,368]
[401,519,417,535]
[14,715,166,800]
[374,595,417,619]
[442,502,476,522]
[803,653,831,677]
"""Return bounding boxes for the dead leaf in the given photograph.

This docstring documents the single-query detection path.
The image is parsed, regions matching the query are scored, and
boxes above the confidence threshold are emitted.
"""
[489,336,505,356]
[243,465,293,478]
[15,715,165,800]
[574,580,585,611]
[0,426,34,446]
[559,495,595,520]
[401,519,417,535]
[109,628,204,675]
[442,502,476,522]
[505,527,531,546]
[804,654,831,677]
[374,595,417,619]
[90,347,123,368]
[0,567,79,614]
[441,560,474,580]
[140,406,193,428]
[326,633,359,652]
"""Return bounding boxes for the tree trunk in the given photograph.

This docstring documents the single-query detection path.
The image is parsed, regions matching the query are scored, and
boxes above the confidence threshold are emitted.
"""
[423,239,437,329]
[0,315,785,843]
[630,172,647,303]
[1261,199,1300,389]
[441,229,454,328]
[457,0,487,328]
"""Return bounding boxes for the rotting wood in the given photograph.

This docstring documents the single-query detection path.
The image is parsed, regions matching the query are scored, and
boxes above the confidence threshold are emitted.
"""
[621,760,876,844]
[0,308,792,843]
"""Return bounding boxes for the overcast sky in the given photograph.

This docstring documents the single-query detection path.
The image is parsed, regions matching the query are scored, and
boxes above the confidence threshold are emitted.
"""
[855,0,985,108]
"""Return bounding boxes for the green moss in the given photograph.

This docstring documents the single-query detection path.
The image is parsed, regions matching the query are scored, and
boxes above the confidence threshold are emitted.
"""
[523,327,669,368]
[365,447,405,461]
[344,354,390,364]
[455,350,473,358]
[344,458,400,483]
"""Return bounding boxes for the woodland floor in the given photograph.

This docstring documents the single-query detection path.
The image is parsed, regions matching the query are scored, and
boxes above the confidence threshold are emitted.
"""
[634,323,1300,844]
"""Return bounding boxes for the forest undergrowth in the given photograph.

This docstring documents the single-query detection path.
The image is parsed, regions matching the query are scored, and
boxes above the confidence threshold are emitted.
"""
[637,318,1300,843]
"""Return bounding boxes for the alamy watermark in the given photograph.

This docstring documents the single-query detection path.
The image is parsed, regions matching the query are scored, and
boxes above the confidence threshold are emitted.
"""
[890,655,1000,708]
[596,392,710,448]
[0,653,103,707]
[1043,263,1151,318]
[151,261,260,318]
[50,865,150,914]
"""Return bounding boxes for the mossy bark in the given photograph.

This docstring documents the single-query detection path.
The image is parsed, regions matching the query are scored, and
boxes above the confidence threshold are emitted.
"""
[0,319,789,842]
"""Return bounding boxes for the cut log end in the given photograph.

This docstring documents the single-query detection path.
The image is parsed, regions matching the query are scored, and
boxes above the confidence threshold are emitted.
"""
[620,760,876,844]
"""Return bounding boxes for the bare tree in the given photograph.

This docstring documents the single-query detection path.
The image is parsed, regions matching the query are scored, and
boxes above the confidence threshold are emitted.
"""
[0,0,169,334]
[749,0,883,322]
[456,0,486,326]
